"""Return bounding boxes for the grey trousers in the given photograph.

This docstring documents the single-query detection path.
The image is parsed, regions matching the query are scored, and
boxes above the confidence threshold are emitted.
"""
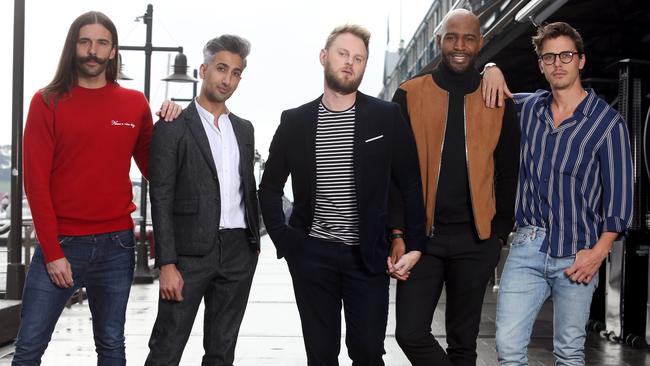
[145,229,258,366]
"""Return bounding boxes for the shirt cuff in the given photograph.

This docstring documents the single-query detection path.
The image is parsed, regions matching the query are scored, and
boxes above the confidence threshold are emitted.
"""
[602,216,626,233]
[155,258,178,268]
[404,234,425,253]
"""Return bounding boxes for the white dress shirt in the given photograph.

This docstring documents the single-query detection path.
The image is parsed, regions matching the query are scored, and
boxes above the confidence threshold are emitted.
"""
[195,99,247,229]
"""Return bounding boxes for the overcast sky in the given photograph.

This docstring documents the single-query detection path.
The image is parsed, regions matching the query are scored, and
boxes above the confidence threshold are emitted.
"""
[0,0,432,159]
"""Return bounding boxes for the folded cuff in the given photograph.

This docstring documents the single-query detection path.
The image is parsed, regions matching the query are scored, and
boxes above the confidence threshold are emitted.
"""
[602,216,626,233]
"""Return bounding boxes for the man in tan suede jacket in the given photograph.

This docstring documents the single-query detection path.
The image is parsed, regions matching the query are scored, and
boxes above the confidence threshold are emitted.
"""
[388,9,520,366]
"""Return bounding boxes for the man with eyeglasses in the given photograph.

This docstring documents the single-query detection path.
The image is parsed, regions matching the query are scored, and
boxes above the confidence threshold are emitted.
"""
[485,22,633,365]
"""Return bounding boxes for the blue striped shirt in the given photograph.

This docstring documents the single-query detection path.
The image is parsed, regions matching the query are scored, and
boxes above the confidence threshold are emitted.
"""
[513,89,633,257]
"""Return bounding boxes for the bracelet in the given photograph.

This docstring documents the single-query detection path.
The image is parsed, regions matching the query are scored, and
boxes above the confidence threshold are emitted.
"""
[389,232,404,241]
[481,62,497,75]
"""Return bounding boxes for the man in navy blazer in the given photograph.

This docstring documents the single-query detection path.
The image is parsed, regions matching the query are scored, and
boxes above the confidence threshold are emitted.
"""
[259,24,427,365]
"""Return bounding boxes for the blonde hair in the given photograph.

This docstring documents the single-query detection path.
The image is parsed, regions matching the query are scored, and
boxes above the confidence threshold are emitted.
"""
[324,24,370,52]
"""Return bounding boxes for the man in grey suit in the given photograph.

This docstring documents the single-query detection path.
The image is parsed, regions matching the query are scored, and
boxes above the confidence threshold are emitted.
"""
[145,35,259,366]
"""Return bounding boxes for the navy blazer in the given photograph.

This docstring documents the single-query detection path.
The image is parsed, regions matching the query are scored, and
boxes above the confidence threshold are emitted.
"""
[258,92,426,274]
[149,102,260,267]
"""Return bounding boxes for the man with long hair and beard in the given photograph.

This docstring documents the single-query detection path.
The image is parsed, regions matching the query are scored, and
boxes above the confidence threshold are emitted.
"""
[14,11,178,365]
[259,24,426,365]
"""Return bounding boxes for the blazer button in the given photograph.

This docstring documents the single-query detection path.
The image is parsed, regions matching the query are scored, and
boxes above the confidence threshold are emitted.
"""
[213,176,218,181]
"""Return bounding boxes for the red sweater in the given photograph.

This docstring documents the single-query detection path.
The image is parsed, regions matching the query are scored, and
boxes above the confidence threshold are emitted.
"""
[23,83,153,263]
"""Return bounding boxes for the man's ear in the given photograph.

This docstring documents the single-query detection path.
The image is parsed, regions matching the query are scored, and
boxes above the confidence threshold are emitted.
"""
[319,49,327,66]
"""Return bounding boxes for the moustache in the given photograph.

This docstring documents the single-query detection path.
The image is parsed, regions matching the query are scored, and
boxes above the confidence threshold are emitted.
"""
[77,55,108,64]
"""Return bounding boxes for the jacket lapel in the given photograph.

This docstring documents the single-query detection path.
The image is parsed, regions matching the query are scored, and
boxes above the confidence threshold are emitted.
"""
[305,97,320,200]
[185,102,219,178]
[353,92,367,204]
[229,113,251,179]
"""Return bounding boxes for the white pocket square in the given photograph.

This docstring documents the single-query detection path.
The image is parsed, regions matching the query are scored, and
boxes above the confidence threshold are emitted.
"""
[365,135,383,143]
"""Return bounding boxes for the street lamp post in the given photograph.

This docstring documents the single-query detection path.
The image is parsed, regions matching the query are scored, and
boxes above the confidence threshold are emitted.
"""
[120,4,195,284]
[6,0,26,300]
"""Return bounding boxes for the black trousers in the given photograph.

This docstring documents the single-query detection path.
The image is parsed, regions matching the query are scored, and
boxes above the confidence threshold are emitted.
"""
[286,236,389,366]
[395,230,501,366]
[145,229,258,366]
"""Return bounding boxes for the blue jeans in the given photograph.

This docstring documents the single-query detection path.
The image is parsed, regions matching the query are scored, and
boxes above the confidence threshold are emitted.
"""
[12,229,135,366]
[495,226,598,366]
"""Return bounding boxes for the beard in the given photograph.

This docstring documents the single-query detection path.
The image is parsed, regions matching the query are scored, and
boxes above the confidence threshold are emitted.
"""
[76,55,109,78]
[441,51,476,73]
[324,62,363,95]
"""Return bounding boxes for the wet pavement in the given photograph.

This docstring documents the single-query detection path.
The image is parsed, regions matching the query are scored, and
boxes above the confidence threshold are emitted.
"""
[0,236,648,365]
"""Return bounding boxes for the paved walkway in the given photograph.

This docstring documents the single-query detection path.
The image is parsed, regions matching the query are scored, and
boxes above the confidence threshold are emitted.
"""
[1,236,648,365]
[0,237,411,365]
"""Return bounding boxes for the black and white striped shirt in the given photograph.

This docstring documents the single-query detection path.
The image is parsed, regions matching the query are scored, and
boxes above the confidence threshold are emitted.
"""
[309,103,360,245]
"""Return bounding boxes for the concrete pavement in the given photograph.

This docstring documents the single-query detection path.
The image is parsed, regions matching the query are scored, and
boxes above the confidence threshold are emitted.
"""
[2,236,648,365]
[0,236,414,365]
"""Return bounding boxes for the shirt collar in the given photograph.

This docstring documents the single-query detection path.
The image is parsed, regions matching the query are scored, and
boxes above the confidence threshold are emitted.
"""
[536,87,597,118]
[576,88,597,117]
[194,98,230,124]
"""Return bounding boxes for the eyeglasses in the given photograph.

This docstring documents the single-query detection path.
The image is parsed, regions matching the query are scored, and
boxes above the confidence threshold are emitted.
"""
[539,51,581,65]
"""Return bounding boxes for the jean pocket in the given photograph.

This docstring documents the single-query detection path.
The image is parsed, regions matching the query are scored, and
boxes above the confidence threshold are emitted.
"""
[115,232,136,249]
[58,236,73,246]
[510,231,529,247]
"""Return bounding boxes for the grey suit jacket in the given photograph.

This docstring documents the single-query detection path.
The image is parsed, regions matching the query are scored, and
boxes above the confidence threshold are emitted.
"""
[149,101,260,267]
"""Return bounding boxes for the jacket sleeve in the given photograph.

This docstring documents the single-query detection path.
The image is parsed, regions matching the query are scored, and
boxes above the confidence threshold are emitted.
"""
[387,88,409,231]
[389,102,426,252]
[149,119,181,267]
[245,119,261,249]
[492,99,520,243]
[23,92,64,263]
[258,112,292,258]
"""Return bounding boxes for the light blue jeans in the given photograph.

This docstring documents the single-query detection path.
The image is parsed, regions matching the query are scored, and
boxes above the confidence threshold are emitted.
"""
[495,226,598,366]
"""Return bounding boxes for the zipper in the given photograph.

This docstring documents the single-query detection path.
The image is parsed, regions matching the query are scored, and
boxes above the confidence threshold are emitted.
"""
[432,92,450,235]
[463,96,480,236]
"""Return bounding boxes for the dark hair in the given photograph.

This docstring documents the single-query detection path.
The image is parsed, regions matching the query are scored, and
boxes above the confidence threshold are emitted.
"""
[42,11,118,106]
[203,35,251,68]
[532,22,584,56]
